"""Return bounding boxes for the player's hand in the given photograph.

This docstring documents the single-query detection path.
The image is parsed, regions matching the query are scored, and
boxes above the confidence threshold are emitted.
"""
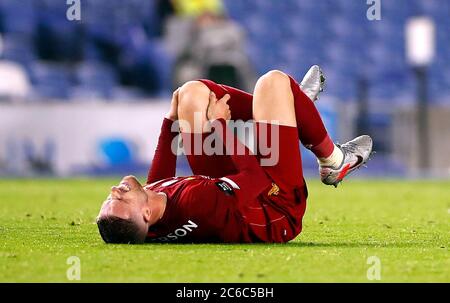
[165,88,180,121]
[207,92,231,121]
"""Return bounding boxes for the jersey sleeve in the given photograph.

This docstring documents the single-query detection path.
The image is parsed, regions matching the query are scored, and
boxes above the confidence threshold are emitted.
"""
[146,118,179,184]
[211,118,271,204]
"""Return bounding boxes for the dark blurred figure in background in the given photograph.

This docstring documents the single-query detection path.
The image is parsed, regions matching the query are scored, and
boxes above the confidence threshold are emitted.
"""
[154,0,176,38]
[35,1,84,62]
[162,0,255,91]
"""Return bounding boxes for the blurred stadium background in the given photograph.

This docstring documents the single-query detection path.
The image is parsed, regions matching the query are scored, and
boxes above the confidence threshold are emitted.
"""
[0,0,449,179]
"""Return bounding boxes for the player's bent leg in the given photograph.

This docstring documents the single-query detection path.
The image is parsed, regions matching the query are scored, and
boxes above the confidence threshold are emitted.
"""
[177,80,237,177]
[251,70,306,243]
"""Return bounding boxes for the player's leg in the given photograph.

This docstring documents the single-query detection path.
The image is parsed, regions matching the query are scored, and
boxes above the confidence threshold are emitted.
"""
[177,81,238,177]
[250,70,306,242]
[255,70,373,188]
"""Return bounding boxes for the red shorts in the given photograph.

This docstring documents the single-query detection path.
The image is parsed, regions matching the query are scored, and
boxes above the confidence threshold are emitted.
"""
[190,79,308,243]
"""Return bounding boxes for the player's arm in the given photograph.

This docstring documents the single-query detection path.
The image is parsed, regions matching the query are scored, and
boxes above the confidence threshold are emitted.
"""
[208,94,271,203]
[146,89,180,184]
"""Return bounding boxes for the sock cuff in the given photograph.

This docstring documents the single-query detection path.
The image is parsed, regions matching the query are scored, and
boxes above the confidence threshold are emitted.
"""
[311,134,335,158]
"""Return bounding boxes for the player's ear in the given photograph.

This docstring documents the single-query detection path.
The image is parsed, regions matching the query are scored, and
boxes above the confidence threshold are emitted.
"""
[143,208,152,223]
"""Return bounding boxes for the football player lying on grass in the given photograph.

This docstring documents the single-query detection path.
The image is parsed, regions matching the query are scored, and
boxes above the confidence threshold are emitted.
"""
[96,66,373,244]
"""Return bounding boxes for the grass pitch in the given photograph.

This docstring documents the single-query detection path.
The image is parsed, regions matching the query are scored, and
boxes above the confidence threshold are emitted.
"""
[0,178,448,282]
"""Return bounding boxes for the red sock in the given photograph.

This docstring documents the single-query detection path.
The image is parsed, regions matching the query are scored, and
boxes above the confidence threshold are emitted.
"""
[288,76,335,158]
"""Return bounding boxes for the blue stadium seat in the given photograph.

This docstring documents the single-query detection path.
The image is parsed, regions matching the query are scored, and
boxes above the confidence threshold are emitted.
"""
[72,61,118,98]
[0,0,36,35]
[0,34,36,66]
[29,62,73,100]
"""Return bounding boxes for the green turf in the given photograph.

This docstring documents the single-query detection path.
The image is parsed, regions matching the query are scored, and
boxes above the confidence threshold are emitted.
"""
[0,178,448,282]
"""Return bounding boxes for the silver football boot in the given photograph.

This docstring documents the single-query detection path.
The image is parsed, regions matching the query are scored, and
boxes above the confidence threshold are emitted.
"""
[320,135,374,187]
[300,65,326,102]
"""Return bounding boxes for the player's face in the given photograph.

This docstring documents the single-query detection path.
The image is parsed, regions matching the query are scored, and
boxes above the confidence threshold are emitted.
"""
[98,176,150,223]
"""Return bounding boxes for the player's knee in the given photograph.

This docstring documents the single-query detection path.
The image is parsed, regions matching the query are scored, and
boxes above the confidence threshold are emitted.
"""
[178,81,210,112]
[256,70,290,90]
[254,70,292,109]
